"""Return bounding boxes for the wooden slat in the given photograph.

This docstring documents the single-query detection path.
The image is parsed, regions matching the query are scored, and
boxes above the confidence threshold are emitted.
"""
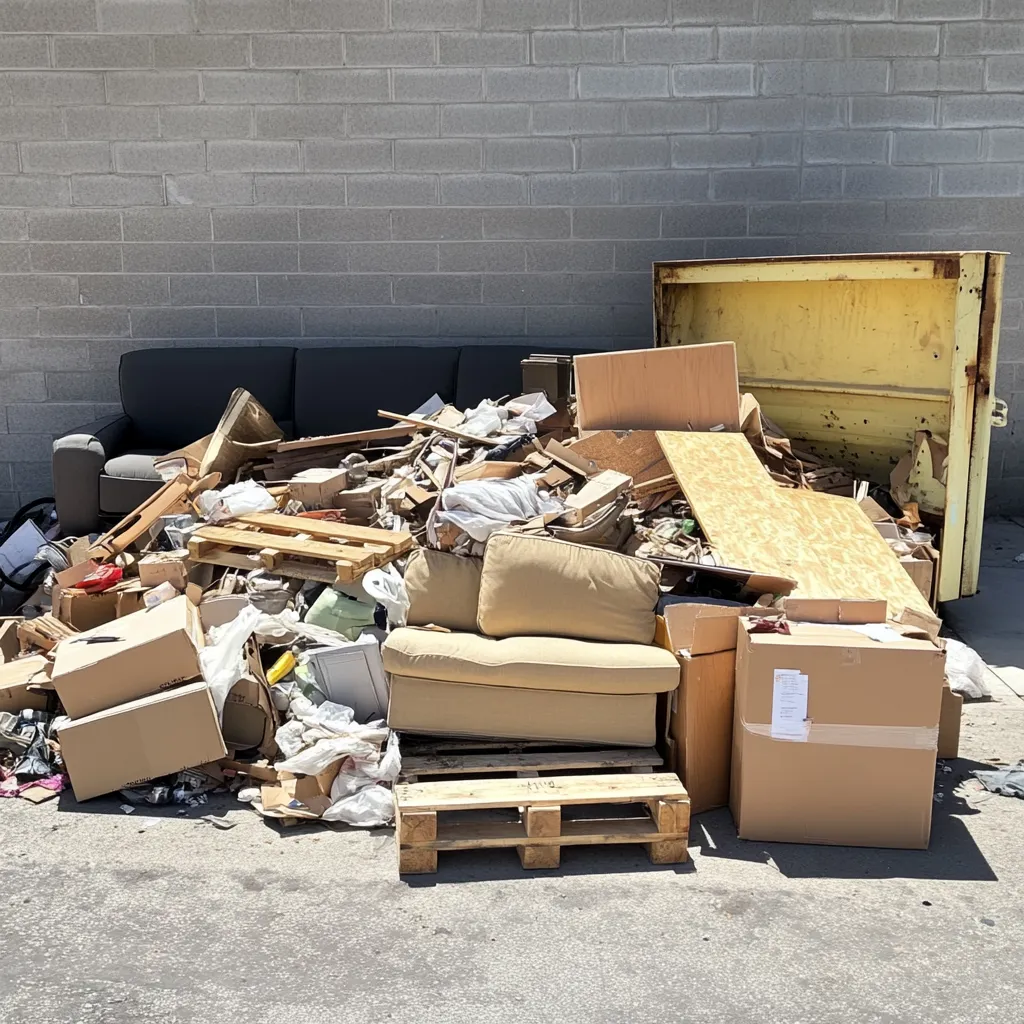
[236,512,413,553]
[186,540,348,583]
[276,424,413,452]
[378,409,503,448]
[416,817,678,851]
[192,524,376,569]
[400,747,662,777]
[395,773,687,813]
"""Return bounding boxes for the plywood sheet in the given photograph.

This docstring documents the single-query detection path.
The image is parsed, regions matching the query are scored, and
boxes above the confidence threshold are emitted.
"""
[574,343,740,432]
[656,431,933,618]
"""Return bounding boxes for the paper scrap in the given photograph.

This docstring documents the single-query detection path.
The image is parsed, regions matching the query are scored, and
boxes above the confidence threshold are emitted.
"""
[844,623,905,643]
[771,669,808,741]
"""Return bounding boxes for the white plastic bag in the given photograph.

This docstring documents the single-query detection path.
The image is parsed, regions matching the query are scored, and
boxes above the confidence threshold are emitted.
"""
[945,638,991,699]
[199,603,262,716]
[434,475,564,542]
[504,392,556,434]
[362,564,409,628]
[321,784,394,827]
[196,479,277,523]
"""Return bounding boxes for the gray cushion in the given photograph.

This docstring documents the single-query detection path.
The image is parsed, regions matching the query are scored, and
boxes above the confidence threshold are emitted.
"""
[99,474,163,517]
[104,451,163,481]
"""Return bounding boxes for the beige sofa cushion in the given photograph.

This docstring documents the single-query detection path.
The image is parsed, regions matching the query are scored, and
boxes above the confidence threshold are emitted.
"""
[382,627,679,695]
[476,532,661,644]
[405,548,482,632]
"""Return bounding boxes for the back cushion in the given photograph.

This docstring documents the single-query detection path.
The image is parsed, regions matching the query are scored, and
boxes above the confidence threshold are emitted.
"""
[455,345,597,409]
[121,347,296,450]
[405,548,482,632]
[477,532,661,644]
[294,346,460,438]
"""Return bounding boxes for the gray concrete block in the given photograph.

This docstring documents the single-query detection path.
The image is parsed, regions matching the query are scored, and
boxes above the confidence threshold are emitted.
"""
[393,208,482,240]
[348,241,437,272]
[113,141,206,173]
[988,130,1024,162]
[945,22,1024,56]
[530,172,617,206]
[571,271,649,305]
[894,130,980,164]
[482,0,572,29]
[0,244,28,272]
[483,208,570,239]
[672,0,754,23]
[988,56,1024,92]
[169,274,254,305]
[533,30,619,64]
[763,60,890,95]
[440,32,527,65]
[844,165,932,198]
[30,242,121,273]
[717,98,802,131]
[0,107,64,139]
[204,71,297,104]
[755,132,800,165]
[850,95,935,127]
[304,139,392,171]
[0,0,94,31]
[257,273,390,305]
[345,32,436,67]
[485,137,572,171]
[298,69,389,102]
[14,458,66,496]
[255,174,346,206]
[532,102,621,136]
[257,105,345,139]
[1,336,87,371]
[624,99,709,133]
[347,304,439,337]
[2,70,105,105]
[581,0,667,25]
[525,240,614,271]
[38,307,129,338]
[942,94,1023,128]
[894,57,985,93]
[97,0,193,33]
[0,309,38,338]
[438,304,525,335]
[0,36,53,68]
[21,142,110,174]
[252,33,345,68]
[805,97,847,130]
[579,65,669,99]
[750,200,885,234]
[613,238,703,271]
[166,174,253,206]
[394,68,484,103]
[800,165,842,199]
[392,0,477,28]
[394,274,480,305]
[64,105,159,139]
[0,174,69,208]
[396,139,480,172]
[290,240,344,273]
[671,133,755,166]
[161,105,252,139]
[53,34,152,69]
[765,0,893,19]
[439,240,525,272]
[44,371,117,402]
[486,67,573,101]
[897,0,980,17]
[195,0,288,31]
[482,273,570,305]
[124,209,210,242]
[153,34,249,68]
[8,402,102,434]
[0,429,51,461]
[621,170,709,204]
[130,306,216,338]
[712,167,800,201]
[73,174,164,207]
[526,304,613,336]
[623,27,713,62]
[213,242,298,272]
[572,207,662,239]
[106,70,200,105]
[850,24,939,57]
[215,306,300,338]
[440,173,528,205]
[208,140,299,172]
[803,131,889,164]
[441,103,530,136]
[717,26,803,61]
[346,175,438,207]
[0,372,45,403]
[348,105,439,137]
[299,208,390,240]
[81,274,169,306]
[122,243,212,273]
[289,0,387,30]
[579,136,670,170]
[673,63,754,97]
[939,165,1021,198]
[0,211,25,241]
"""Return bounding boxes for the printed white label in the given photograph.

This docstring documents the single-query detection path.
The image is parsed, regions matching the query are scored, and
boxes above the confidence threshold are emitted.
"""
[771,669,809,740]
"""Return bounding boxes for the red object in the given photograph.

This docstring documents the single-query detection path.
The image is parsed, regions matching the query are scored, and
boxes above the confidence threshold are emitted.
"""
[76,564,123,593]
[296,510,347,522]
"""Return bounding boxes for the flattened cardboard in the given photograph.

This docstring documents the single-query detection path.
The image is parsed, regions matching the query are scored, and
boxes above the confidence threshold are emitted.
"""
[0,655,51,713]
[59,681,226,802]
[138,550,190,591]
[260,762,342,819]
[220,638,278,759]
[781,598,888,625]
[51,595,204,719]
[731,618,944,849]
[938,683,962,759]
[0,617,22,663]
[658,602,746,657]
[559,469,632,526]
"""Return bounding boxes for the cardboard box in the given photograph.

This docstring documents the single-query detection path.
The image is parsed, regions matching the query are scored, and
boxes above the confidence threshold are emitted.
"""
[0,655,51,713]
[287,468,349,509]
[260,762,341,819]
[51,595,204,719]
[52,560,123,632]
[221,638,278,758]
[138,550,190,591]
[901,550,936,607]
[199,593,249,631]
[938,682,962,759]
[731,613,945,849]
[59,681,226,802]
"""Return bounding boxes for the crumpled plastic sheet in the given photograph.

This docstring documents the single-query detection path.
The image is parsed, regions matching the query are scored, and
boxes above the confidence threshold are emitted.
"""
[433,475,564,542]
[945,638,992,700]
[195,479,277,523]
[973,760,1024,798]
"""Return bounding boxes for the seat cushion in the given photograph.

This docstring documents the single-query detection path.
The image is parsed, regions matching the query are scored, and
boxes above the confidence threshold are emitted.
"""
[382,628,679,695]
[120,347,295,450]
[404,549,482,632]
[293,346,460,438]
[454,345,597,409]
[477,532,661,644]
[104,451,163,481]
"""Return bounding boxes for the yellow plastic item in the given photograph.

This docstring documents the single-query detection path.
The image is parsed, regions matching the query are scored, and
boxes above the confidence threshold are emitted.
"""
[652,251,1006,602]
[266,650,296,686]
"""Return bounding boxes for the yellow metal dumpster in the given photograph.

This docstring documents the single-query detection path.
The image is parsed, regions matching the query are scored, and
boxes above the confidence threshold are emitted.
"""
[651,251,1007,603]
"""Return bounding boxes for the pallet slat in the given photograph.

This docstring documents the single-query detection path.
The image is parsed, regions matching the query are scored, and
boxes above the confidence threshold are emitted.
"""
[400,747,662,778]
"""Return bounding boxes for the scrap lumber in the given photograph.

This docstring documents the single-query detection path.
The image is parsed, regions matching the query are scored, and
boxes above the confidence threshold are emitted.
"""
[574,343,741,432]
[655,431,933,619]
[377,410,503,448]
[86,474,194,561]
[19,614,76,654]
[276,424,413,453]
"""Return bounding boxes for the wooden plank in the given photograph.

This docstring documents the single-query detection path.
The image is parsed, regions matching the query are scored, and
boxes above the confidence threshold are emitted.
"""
[574,343,740,432]
[192,524,377,569]
[519,806,561,868]
[410,818,681,850]
[237,512,413,553]
[401,747,663,777]
[655,431,933,619]
[377,409,503,448]
[187,540,347,584]
[87,475,192,561]
[395,773,687,813]
[276,424,413,452]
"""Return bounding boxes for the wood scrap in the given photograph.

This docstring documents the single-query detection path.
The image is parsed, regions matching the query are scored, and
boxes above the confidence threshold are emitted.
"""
[19,614,77,654]
[377,410,503,448]
[86,474,193,561]
[558,470,632,526]
[276,424,412,453]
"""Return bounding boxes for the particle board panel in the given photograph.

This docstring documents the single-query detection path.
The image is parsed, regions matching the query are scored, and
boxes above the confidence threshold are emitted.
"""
[568,430,671,486]
[655,431,933,619]
[574,343,740,432]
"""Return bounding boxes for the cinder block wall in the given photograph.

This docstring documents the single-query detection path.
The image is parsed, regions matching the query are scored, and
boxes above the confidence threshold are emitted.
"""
[0,1,1023,514]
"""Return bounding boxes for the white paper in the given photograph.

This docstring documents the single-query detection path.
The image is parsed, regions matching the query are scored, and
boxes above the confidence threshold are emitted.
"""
[771,669,809,741]
[0,519,46,579]
[845,623,905,644]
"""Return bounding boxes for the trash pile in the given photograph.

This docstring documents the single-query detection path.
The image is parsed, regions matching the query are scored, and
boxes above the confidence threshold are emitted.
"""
[0,342,979,872]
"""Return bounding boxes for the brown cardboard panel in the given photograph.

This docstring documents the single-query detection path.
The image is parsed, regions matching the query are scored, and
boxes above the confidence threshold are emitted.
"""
[781,598,888,624]
[0,655,51,713]
[0,618,23,663]
[59,682,226,802]
[261,763,341,819]
[659,603,746,656]
[51,595,204,719]
[138,550,190,591]
[938,683,962,760]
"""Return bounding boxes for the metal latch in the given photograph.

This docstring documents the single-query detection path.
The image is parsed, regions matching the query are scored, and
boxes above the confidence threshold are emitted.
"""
[992,398,1008,428]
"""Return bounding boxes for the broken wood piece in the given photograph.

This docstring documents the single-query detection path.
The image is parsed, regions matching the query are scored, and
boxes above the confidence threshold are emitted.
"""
[18,614,77,654]
[276,424,413,453]
[559,470,632,526]
[377,410,503,448]
[87,474,192,561]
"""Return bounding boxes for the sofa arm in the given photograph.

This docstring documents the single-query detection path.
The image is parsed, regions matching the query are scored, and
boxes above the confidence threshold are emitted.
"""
[53,414,133,537]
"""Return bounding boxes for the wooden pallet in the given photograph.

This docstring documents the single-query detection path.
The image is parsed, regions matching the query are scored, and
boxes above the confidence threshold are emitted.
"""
[188,511,413,583]
[394,773,690,874]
